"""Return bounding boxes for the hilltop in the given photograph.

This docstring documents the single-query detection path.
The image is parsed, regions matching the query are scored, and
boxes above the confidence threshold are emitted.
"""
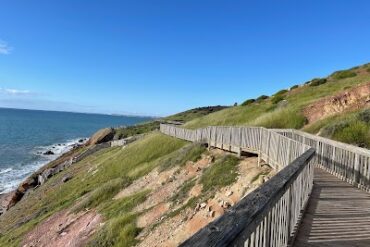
[0,63,369,247]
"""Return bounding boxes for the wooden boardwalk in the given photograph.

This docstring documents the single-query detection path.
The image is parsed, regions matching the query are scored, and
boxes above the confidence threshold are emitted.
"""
[294,167,370,247]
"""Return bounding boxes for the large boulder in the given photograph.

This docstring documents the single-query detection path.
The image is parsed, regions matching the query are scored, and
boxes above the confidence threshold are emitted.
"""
[87,128,115,145]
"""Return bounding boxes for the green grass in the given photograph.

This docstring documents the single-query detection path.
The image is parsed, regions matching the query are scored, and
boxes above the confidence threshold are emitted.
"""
[250,108,307,129]
[88,190,150,247]
[304,108,370,148]
[159,143,206,171]
[185,64,370,129]
[0,133,187,247]
[200,155,240,193]
[170,179,196,204]
[331,70,357,80]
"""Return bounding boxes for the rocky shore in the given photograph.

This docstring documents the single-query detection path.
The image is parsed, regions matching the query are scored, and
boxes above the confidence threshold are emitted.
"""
[0,128,117,216]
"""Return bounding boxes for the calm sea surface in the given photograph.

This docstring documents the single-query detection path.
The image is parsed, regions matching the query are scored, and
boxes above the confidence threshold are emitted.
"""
[0,108,152,193]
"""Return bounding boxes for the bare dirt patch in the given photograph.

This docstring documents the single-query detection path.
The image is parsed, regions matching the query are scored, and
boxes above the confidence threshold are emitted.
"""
[136,153,273,247]
[21,209,102,247]
[303,82,370,123]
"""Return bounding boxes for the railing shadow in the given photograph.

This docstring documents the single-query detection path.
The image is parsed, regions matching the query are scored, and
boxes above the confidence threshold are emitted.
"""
[294,168,370,246]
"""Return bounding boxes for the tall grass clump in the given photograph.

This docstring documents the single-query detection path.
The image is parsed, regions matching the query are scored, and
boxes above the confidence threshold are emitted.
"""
[159,143,206,171]
[250,108,307,129]
[88,190,150,247]
[333,121,370,148]
[74,177,130,212]
[200,155,239,193]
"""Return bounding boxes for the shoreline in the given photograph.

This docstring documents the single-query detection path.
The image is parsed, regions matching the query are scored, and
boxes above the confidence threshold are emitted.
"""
[0,138,88,195]
[0,138,89,216]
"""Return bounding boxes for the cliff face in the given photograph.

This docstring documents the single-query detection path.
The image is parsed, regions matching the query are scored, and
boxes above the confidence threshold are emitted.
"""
[1,63,370,247]
[303,82,370,123]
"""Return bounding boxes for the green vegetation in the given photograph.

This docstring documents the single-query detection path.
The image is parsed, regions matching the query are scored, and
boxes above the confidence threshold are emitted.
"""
[170,179,196,204]
[185,64,368,130]
[304,108,370,148]
[241,99,255,106]
[159,143,206,171]
[200,155,240,193]
[290,85,299,90]
[88,190,150,247]
[250,108,307,129]
[113,106,228,139]
[309,78,327,87]
[331,70,357,80]
[274,89,288,96]
[0,133,187,246]
[256,95,269,102]
[271,95,285,104]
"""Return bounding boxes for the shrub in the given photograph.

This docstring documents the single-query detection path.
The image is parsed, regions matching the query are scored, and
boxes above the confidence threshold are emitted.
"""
[331,70,357,80]
[274,89,288,96]
[241,99,255,106]
[358,109,370,123]
[256,95,269,102]
[290,85,299,90]
[333,121,370,148]
[271,95,285,104]
[320,120,350,138]
[367,67,370,73]
[309,78,327,87]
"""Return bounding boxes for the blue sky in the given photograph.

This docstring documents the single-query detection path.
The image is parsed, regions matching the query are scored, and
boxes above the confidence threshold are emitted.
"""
[0,0,370,116]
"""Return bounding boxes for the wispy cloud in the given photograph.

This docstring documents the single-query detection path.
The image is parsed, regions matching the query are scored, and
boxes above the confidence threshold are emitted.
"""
[0,40,12,55]
[0,88,32,96]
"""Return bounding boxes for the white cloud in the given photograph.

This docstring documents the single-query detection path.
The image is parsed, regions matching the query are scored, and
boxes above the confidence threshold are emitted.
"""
[0,88,32,95]
[0,40,12,55]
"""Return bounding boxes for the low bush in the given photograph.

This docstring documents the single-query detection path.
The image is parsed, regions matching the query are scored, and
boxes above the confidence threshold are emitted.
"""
[274,89,288,96]
[333,121,370,148]
[320,120,350,138]
[256,95,269,102]
[309,78,327,87]
[331,70,357,80]
[241,99,255,106]
[271,95,285,104]
[290,85,299,90]
[358,109,370,123]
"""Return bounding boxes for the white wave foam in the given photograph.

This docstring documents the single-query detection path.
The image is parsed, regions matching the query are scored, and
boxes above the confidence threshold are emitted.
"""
[0,138,88,194]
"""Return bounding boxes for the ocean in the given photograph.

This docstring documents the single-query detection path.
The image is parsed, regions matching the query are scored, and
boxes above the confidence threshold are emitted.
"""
[0,108,153,194]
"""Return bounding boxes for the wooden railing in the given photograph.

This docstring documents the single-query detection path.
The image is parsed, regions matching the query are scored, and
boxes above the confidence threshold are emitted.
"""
[160,125,311,170]
[275,129,370,191]
[160,124,315,246]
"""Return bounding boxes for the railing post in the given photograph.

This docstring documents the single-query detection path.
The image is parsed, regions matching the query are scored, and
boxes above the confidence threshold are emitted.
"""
[354,153,360,185]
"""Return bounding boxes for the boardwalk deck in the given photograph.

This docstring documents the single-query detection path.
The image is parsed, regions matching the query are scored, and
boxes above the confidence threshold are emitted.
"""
[294,167,370,247]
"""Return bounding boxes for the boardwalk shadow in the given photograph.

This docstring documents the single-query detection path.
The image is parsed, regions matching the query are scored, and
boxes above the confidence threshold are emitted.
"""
[294,167,370,247]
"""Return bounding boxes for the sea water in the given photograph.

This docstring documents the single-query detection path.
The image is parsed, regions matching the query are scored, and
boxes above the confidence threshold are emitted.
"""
[0,108,152,194]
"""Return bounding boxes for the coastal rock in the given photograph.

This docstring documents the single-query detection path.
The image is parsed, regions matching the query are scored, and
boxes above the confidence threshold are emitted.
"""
[87,128,115,145]
[62,175,73,183]
[44,150,55,155]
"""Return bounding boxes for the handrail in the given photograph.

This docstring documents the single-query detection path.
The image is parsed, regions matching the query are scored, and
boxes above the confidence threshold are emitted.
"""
[159,123,370,246]
[180,148,315,247]
[275,129,370,191]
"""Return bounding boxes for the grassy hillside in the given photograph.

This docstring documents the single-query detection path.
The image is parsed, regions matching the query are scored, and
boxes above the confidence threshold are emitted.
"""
[1,63,369,246]
[184,63,370,147]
